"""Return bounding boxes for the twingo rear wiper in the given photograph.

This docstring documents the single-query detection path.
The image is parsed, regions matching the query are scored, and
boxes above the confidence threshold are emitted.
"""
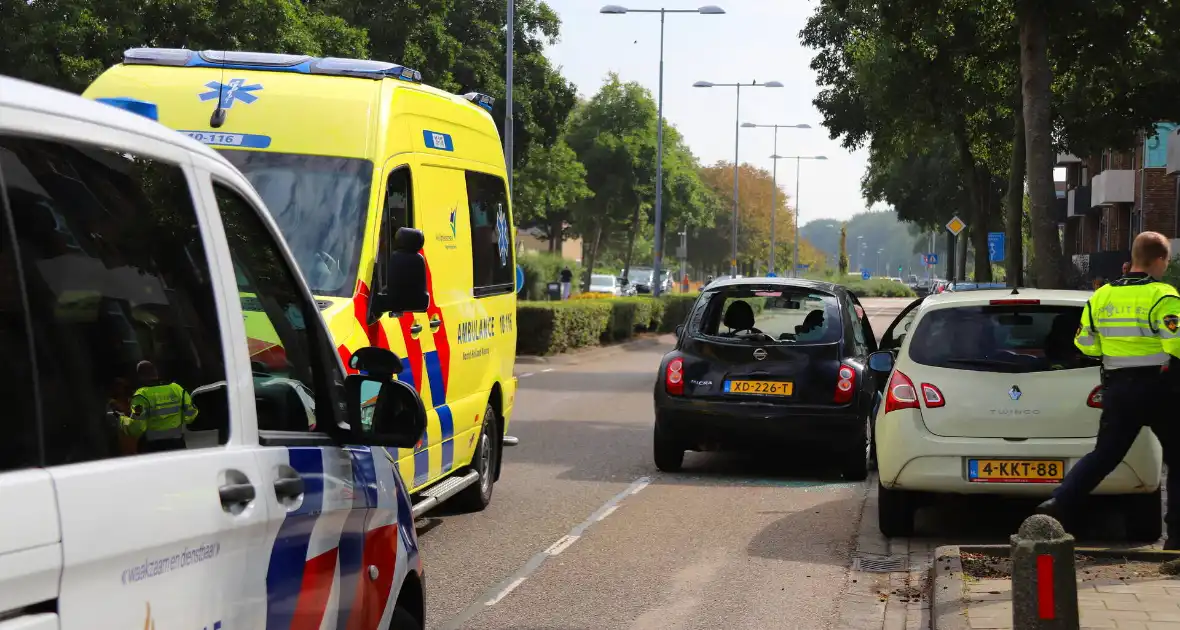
[944,357,1028,371]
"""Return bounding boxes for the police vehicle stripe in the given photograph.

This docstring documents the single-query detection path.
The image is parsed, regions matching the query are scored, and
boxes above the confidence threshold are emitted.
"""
[265,448,325,630]
[438,404,455,473]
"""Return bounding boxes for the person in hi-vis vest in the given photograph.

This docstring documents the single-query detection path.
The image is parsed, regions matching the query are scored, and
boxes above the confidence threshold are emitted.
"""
[120,360,198,453]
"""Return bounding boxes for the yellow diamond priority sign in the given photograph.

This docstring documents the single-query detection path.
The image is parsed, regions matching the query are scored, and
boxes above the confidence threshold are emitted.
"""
[946,215,966,236]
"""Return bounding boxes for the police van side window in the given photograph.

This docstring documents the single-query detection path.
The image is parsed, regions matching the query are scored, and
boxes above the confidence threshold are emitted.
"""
[214,182,339,434]
[0,136,229,466]
[465,171,514,298]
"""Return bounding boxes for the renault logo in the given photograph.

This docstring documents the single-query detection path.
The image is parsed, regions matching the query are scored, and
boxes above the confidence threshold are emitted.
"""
[1009,385,1022,401]
[753,348,768,361]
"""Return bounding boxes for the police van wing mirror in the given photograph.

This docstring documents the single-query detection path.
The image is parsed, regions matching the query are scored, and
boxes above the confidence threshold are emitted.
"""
[345,373,426,449]
[372,227,430,315]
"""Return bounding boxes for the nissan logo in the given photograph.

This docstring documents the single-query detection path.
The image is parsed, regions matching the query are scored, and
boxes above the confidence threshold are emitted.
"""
[753,348,768,361]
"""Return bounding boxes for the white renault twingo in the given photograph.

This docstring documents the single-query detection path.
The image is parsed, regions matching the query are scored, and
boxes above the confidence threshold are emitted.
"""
[869,289,1163,539]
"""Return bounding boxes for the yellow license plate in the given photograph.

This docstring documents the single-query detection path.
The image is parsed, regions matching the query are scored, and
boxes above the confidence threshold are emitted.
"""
[724,380,794,396]
[968,459,1065,483]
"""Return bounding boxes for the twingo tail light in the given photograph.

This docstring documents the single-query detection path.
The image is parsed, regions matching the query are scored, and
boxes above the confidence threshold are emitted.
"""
[834,362,856,404]
[1086,385,1103,408]
[920,383,946,408]
[665,358,684,395]
[884,370,920,413]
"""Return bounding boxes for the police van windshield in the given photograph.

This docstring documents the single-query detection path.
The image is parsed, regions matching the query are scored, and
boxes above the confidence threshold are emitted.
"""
[217,150,372,298]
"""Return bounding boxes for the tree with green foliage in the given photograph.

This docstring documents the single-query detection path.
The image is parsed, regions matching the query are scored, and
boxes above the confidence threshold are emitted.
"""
[512,136,593,253]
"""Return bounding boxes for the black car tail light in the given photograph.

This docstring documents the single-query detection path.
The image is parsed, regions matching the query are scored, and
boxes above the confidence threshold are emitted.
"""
[833,362,856,404]
[665,358,684,395]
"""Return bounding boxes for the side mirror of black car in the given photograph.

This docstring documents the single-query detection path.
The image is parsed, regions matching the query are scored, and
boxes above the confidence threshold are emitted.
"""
[868,351,894,373]
[371,227,430,315]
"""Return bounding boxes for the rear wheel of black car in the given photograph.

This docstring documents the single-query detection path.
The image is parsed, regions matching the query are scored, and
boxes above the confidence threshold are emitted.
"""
[877,482,915,537]
[839,413,871,481]
[1123,489,1163,543]
[653,419,684,472]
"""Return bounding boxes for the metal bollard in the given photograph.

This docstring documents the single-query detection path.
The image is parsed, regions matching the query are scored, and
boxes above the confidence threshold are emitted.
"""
[1011,514,1079,629]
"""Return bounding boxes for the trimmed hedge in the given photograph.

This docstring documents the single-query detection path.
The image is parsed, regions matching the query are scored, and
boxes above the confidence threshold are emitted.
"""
[516,293,694,356]
[517,251,583,301]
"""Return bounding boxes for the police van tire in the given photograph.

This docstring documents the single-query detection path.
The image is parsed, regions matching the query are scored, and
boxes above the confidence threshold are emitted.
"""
[389,605,423,630]
[455,402,499,512]
[1123,489,1163,543]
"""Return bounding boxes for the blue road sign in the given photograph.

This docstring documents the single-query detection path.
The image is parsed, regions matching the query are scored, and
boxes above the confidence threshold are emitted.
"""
[515,265,525,293]
[766,272,777,278]
[924,253,939,265]
[861,270,871,280]
[796,264,810,270]
[988,232,1005,262]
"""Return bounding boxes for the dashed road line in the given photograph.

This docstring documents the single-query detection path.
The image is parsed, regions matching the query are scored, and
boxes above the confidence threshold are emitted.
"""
[439,476,652,629]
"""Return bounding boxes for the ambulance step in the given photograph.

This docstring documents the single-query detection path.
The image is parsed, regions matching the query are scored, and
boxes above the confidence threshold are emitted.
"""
[411,470,479,518]
[503,435,520,447]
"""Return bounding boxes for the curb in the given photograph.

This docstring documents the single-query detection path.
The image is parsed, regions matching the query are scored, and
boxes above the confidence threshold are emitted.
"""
[958,543,1180,562]
[931,546,970,630]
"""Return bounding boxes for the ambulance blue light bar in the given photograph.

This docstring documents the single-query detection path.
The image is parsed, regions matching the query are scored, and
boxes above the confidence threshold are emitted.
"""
[95,97,159,121]
[122,48,423,82]
[463,92,495,112]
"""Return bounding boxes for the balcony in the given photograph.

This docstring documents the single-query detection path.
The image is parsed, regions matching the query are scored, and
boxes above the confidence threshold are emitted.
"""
[1091,169,1135,206]
[1167,127,1179,175]
[1067,186,1092,218]
[1056,153,1083,166]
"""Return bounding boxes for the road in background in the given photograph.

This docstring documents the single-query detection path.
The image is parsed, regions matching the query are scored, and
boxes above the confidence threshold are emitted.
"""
[417,298,912,630]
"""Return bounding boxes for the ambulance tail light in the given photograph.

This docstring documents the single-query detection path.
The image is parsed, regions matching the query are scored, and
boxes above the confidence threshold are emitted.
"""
[884,370,920,413]
[1086,385,1103,408]
[833,363,856,404]
[665,358,684,396]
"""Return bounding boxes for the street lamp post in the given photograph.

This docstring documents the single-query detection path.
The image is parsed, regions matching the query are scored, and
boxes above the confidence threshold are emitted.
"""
[505,0,515,196]
[694,79,784,277]
[856,235,864,271]
[740,122,811,276]
[602,5,725,296]
[877,248,883,277]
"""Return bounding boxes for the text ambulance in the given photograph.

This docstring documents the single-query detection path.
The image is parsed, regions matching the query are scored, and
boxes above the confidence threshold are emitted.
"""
[1,74,430,629]
[84,49,520,515]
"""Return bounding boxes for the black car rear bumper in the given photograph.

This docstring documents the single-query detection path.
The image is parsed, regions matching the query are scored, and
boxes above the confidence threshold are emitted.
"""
[654,396,862,449]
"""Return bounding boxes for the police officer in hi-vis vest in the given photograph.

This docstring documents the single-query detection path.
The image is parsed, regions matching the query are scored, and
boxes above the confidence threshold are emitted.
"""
[120,360,199,454]
[1038,232,1180,546]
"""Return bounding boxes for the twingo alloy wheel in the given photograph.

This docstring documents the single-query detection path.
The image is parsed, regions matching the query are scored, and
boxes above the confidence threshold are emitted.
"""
[455,402,499,512]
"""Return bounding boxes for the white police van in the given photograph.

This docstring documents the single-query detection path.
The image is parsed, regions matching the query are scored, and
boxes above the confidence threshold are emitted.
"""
[0,75,429,630]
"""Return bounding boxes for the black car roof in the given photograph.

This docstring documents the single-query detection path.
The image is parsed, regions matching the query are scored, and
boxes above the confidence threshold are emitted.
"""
[704,276,845,296]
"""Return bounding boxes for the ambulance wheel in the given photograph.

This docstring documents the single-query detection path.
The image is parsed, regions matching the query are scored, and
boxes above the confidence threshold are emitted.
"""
[1123,489,1163,543]
[455,402,498,512]
[390,605,423,630]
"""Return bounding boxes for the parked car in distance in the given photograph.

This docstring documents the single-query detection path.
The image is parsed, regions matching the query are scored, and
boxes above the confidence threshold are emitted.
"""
[589,274,622,296]
[867,289,1163,540]
[653,277,882,479]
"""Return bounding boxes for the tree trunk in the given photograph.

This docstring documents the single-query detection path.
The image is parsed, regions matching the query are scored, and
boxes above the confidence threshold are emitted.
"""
[548,211,563,255]
[952,118,992,282]
[622,204,641,279]
[1019,0,1066,288]
[1005,79,1027,287]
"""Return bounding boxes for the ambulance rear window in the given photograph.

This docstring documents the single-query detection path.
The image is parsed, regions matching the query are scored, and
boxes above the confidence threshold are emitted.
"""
[217,151,372,298]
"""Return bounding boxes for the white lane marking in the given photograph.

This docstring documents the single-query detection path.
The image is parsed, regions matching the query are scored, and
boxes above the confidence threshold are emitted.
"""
[543,534,580,556]
[542,368,555,372]
[485,577,526,606]
[519,372,534,378]
[440,476,652,627]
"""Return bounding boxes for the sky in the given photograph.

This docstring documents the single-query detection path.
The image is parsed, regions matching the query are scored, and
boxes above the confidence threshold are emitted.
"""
[540,0,882,223]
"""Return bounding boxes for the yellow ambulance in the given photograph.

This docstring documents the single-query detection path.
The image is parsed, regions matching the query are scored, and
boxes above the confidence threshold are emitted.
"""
[84,48,519,515]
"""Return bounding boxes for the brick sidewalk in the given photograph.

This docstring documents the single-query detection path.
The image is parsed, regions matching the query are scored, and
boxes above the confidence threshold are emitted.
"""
[957,572,1180,629]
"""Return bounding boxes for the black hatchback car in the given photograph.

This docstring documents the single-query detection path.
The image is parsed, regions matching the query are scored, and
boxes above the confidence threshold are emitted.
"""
[653,278,881,479]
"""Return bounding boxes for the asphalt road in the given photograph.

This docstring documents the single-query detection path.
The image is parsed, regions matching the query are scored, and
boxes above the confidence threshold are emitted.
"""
[417,298,913,630]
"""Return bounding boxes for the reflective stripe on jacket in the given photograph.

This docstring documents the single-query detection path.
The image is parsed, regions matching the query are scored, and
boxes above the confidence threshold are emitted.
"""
[1075,273,1180,370]
[121,382,198,440]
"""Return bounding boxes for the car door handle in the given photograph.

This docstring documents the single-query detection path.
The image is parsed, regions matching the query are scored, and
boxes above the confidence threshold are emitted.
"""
[274,477,305,500]
[410,323,423,334]
[219,483,256,509]
[429,319,442,330]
